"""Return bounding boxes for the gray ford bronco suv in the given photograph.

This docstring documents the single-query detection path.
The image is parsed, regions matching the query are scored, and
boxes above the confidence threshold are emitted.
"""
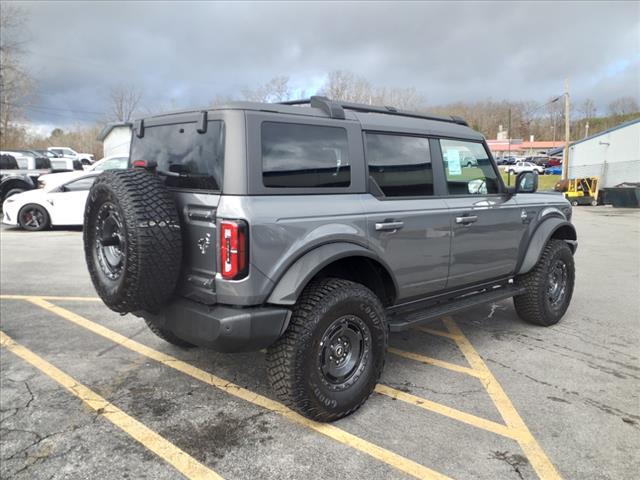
[83,96,577,422]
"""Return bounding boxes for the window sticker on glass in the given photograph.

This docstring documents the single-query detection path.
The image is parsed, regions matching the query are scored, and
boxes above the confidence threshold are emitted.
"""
[447,149,462,175]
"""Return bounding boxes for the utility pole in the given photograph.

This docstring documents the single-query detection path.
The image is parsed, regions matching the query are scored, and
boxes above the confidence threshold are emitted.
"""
[507,108,512,185]
[562,78,570,180]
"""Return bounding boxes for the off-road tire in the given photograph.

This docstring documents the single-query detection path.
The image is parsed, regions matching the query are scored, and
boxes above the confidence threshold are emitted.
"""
[18,204,50,231]
[514,239,575,326]
[83,169,182,314]
[143,318,195,348]
[266,278,388,422]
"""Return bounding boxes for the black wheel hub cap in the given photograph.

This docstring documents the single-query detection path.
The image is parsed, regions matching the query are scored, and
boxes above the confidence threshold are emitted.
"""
[21,208,44,229]
[318,315,371,390]
[547,259,568,307]
[95,203,125,280]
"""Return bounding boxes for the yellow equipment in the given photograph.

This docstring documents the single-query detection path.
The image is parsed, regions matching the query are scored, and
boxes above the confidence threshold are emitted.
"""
[562,177,600,206]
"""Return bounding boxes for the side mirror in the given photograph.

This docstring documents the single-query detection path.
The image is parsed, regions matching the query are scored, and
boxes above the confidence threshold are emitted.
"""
[515,171,538,193]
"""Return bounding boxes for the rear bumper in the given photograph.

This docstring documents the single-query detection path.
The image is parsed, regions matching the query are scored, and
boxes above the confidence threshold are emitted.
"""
[138,298,291,352]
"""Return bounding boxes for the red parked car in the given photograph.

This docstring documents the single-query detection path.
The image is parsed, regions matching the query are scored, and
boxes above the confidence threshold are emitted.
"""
[544,157,562,168]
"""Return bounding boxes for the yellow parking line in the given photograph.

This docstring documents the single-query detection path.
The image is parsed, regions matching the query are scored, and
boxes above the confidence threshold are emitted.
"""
[375,384,520,440]
[389,347,482,378]
[443,317,562,480]
[1,294,101,302]
[0,330,222,480]
[25,297,450,480]
[416,327,462,341]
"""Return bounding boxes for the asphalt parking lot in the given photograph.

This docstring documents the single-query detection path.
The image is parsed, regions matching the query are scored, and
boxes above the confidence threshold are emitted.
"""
[1,207,639,480]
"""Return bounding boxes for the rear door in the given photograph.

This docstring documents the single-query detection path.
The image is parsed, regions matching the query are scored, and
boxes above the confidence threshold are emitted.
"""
[128,113,226,305]
[363,133,451,300]
[437,138,527,288]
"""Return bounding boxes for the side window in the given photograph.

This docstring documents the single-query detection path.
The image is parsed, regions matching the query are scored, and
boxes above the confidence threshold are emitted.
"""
[64,177,96,192]
[440,139,500,195]
[262,122,350,188]
[365,133,433,197]
[35,158,51,169]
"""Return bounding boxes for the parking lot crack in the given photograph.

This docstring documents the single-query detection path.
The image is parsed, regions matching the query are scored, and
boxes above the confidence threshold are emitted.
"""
[0,379,36,422]
[489,450,528,479]
[385,381,484,397]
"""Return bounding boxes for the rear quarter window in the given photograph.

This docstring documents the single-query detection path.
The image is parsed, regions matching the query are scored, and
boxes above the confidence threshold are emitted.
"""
[261,122,350,188]
[36,158,52,169]
[0,155,18,169]
[130,121,225,191]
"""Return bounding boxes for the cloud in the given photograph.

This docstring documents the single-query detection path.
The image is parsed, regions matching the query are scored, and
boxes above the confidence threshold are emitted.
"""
[14,0,640,126]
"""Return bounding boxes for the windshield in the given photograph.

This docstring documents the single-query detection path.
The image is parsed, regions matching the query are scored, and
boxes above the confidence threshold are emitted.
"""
[93,157,128,171]
[130,120,224,191]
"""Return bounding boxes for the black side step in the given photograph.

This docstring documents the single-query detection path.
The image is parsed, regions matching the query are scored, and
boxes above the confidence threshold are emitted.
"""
[386,285,527,332]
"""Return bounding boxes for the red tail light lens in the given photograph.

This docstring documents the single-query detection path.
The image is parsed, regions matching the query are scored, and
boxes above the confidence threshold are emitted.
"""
[219,220,249,280]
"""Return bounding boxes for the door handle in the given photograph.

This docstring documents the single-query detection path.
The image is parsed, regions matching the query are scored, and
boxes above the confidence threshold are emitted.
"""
[375,221,404,232]
[455,215,478,225]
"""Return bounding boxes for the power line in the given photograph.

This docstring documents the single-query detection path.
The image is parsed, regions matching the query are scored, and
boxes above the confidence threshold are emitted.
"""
[1,101,105,116]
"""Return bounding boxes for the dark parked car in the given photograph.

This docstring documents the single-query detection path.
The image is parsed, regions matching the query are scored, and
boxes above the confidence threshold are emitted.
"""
[496,156,516,165]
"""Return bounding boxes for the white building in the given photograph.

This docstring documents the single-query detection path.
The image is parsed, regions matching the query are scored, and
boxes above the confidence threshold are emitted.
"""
[568,118,640,188]
[97,122,132,158]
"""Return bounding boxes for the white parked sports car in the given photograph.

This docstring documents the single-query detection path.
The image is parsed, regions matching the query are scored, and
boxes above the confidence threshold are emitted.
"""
[2,172,99,231]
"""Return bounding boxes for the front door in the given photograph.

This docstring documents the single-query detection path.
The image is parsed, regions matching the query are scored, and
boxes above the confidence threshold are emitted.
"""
[438,138,527,288]
[47,176,96,225]
[363,132,451,301]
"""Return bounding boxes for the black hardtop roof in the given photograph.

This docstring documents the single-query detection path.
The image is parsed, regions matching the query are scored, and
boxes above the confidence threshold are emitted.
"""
[140,96,483,141]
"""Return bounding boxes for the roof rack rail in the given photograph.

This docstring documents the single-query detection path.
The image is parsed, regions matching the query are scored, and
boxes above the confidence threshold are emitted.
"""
[279,96,468,126]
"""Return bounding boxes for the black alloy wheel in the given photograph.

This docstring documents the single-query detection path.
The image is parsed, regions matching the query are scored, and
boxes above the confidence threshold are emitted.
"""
[318,315,371,390]
[95,202,126,281]
[18,204,50,231]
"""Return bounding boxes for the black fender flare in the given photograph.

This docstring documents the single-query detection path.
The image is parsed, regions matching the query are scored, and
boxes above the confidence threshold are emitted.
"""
[267,242,398,305]
[1,176,35,200]
[516,218,577,275]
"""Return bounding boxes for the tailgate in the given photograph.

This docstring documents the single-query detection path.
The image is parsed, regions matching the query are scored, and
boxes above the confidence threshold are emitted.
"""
[173,190,219,305]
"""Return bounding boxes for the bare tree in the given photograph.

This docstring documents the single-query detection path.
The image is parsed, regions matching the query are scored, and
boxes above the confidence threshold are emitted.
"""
[320,70,428,109]
[109,84,143,122]
[0,3,34,147]
[608,96,640,117]
[241,76,292,103]
[321,70,372,103]
[211,93,237,106]
[579,98,597,120]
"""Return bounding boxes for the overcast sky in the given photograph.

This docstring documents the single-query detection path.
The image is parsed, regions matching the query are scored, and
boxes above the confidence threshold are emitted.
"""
[12,0,640,132]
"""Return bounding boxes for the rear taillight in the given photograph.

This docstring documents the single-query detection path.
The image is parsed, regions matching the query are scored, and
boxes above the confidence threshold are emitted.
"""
[219,219,249,280]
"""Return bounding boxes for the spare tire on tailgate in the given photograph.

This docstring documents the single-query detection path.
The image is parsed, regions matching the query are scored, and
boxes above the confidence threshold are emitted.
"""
[83,169,182,313]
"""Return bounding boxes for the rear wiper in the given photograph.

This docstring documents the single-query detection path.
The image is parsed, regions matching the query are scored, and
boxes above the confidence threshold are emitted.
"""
[132,160,203,178]
[156,169,208,179]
